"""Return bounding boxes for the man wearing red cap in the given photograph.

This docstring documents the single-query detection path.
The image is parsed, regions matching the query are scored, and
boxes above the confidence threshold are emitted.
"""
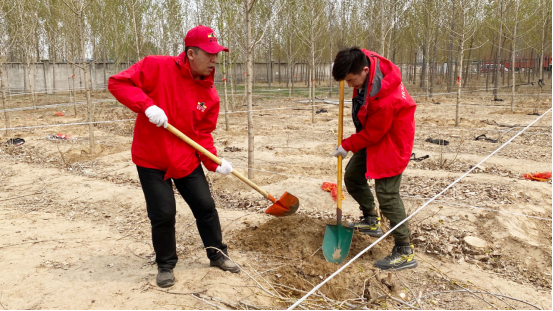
[108,25,238,288]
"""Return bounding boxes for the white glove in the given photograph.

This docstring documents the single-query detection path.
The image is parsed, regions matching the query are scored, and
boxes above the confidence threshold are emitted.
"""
[216,158,233,175]
[145,105,168,128]
[333,145,348,158]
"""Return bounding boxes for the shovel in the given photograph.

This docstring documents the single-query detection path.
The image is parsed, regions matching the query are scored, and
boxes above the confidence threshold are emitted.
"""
[322,80,354,264]
[166,123,299,217]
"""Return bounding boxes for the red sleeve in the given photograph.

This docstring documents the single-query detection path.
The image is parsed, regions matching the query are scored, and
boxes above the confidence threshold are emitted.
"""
[108,57,158,113]
[341,100,394,153]
[197,100,220,171]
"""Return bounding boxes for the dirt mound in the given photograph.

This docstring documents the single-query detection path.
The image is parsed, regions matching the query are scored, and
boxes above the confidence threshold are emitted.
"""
[231,214,397,301]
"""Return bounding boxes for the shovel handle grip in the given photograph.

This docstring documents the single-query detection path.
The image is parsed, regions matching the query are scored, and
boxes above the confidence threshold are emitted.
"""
[166,124,272,200]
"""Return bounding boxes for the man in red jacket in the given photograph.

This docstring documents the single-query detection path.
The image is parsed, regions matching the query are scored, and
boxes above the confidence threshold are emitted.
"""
[108,25,238,288]
[332,47,417,271]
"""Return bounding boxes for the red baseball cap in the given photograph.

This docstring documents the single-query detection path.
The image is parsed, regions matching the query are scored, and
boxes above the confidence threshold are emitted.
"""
[184,25,229,53]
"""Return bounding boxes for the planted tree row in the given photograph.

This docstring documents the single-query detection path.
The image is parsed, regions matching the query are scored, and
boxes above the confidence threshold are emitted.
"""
[1,0,551,177]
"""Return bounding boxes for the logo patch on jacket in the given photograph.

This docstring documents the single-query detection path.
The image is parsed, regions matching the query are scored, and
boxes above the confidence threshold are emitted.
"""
[197,102,207,112]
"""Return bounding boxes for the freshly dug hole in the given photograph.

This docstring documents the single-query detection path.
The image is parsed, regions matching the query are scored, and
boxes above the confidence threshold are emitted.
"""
[231,214,397,302]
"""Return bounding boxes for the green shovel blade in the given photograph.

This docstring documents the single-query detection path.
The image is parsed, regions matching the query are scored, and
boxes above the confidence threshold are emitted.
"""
[322,223,354,264]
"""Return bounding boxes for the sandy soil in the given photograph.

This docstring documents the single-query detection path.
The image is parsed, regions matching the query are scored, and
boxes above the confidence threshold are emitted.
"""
[0,83,551,309]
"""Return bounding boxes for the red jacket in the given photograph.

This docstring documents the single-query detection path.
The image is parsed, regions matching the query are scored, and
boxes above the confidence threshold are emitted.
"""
[341,49,416,179]
[108,52,220,180]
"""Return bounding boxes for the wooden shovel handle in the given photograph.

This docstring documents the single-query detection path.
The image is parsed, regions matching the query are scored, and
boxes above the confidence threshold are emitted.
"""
[337,80,345,224]
[166,124,273,202]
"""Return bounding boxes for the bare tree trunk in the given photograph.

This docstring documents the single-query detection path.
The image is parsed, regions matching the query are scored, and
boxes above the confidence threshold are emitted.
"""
[538,0,549,100]
[429,10,440,98]
[413,51,417,85]
[486,43,494,92]
[245,0,254,179]
[288,61,292,97]
[222,51,229,131]
[5,64,9,97]
[328,0,333,97]
[78,11,94,153]
[52,57,56,95]
[463,36,474,87]
[494,0,504,100]
[23,61,28,93]
[447,11,454,92]
[278,55,281,86]
[420,4,429,92]
[72,63,77,116]
[288,35,293,97]
[455,14,466,127]
[527,50,533,85]
[380,2,386,55]
[130,0,140,61]
[227,26,236,112]
[1,62,10,136]
[42,60,48,94]
[510,2,519,112]
[268,35,272,88]
[311,47,315,123]
[310,21,316,124]
[25,61,35,105]
[292,63,295,92]
[230,67,236,112]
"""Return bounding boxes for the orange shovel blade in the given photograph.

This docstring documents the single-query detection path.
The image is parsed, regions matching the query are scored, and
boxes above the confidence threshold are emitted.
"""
[264,192,300,217]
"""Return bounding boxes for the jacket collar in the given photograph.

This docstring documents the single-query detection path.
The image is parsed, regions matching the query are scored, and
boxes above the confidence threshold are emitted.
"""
[174,52,214,88]
[360,49,401,100]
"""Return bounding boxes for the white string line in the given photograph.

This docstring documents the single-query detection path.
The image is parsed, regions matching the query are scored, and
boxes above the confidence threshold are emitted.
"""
[229,165,552,221]
[415,124,553,136]
[0,119,134,131]
[0,99,118,113]
[410,86,549,98]
[315,98,550,110]
[7,87,86,96]
[0,98,335,114]
[230,112,552,135]
[414,92,552,98]
[302,99,551,110]
[236,85,550,97]
[222,103,334,114]
[483,93,552,96]
[1,112,549,137]
[6,85,109,97]
[3,89,548,114]
[287,108,552,310]
[402,194,552,221]
[416,103,551,109]
[5,83,549,97]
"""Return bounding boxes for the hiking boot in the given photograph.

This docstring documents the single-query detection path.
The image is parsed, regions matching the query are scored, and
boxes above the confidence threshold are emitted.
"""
[210,257,240,273]
[156,268,175,288]
[348,216,383,237]
[374,245,418,271]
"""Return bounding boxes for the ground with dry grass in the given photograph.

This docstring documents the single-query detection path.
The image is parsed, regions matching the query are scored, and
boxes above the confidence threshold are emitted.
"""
[0,83,551,309]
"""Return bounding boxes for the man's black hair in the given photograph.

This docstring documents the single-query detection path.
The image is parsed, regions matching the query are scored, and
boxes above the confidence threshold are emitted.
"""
[332,47,369,81]
[184,46,201,55]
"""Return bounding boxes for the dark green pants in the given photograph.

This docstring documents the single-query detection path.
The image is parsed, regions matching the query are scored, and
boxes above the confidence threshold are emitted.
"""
[344,149,411,242]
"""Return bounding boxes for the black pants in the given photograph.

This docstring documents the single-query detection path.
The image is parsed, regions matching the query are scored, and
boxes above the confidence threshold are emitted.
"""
[137,164,228,269]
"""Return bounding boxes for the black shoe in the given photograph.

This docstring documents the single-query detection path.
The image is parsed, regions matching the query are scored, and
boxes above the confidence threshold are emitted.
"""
[348,216,383,237]
[156,268,175,288]
[374,245,418,271]
[210,257,240,273]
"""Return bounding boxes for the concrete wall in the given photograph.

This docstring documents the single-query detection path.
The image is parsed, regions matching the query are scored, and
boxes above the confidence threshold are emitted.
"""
[2,61,332,94]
